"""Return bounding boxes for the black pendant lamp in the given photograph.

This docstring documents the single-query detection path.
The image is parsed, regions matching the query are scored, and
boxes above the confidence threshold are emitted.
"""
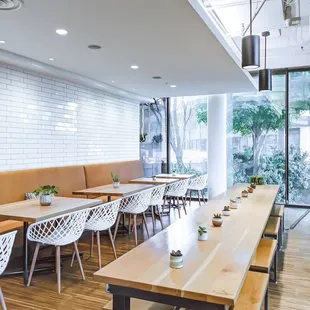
[242,0,260,69]
[259,31,272,92]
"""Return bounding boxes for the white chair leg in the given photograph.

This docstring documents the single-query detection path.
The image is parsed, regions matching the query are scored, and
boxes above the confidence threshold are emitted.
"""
[142,212,150,239]
[56,246,61,294]
[74,241,85,280]
[108,228,117,259]
[133,214,138,246]
[90,230,94,257]
[96,231,102,269]
[113,213,122,240]
[0,287,7,310]
[27,243,40,287]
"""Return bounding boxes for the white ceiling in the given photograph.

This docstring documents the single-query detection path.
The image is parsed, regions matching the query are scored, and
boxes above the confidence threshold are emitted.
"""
[0,0,256,98]
[204,0,310,69]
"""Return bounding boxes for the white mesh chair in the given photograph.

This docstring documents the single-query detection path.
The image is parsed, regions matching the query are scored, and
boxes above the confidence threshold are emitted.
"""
[27,208,89,294]
[0,231,17,310]
[163,179,189,219]
[71,200,120,269]
[149,185,166,233]
[113,188,153,246]
[187,174,208,205]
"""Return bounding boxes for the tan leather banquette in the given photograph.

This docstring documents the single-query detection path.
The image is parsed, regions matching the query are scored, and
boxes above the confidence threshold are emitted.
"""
[0,160,143,234]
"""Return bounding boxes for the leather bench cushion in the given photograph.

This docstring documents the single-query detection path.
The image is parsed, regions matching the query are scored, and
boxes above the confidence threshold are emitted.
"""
[84,160,143,188]
[0,165,87,204]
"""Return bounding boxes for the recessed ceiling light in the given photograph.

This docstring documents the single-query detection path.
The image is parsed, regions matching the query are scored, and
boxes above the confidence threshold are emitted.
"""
[152,76,162,79]
[0,40,6,44]
[170,85,177,88]
[88,44,101,50]
[49,57,54,61]
[131,65,139,70]
[56,29,68,36]
[112,80,115,83]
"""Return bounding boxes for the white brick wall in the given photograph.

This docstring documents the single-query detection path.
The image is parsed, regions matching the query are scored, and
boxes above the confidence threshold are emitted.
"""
[0,65,140,171]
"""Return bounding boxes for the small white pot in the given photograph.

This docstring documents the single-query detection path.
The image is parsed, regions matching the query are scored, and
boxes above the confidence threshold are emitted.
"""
[212,218,223,227]
[230,202,241,209]
[222,210,230,216]
[242,192,248,198]
[152,177,157,181]
[40,194,52,206]
[172,173,176,176]
[113,182,120,188]
[236,197,242,204]
[170,255,183,269]
[198,232,208,241]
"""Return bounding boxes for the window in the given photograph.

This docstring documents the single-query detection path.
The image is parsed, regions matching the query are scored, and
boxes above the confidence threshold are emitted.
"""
[227,74,286,203]
[140,99,167,177]
[169,96,208,175]
[288,71,310,205]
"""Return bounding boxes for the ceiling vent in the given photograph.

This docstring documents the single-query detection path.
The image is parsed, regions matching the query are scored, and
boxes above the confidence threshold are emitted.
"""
[0,0,23,11]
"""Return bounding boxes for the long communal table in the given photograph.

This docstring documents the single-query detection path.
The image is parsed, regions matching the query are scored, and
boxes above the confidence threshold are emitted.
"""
[94,184,279,310]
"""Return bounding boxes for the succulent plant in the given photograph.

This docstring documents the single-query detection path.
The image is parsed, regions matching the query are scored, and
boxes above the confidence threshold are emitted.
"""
[230,198,237,203]
[198,226,207,236]
[111,172,119,182]
[170,250,183,257]
[223,206,230,211]
[213,213,222,219]
[250,183,256,189]
[242,190,248,193]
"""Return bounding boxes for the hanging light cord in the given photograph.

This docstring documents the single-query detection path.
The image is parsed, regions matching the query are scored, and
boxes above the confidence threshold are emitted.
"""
[264,35,267,69]
[250,0,252,36]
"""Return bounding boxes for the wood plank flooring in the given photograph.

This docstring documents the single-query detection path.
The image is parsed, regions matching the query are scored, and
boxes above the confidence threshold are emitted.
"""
[0,204,309,309]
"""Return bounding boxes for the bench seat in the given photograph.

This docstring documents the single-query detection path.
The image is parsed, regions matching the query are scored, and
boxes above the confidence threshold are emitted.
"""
[234,271,269,310]
[0,220,23,234]
[270,204,284,217]
[251,238,277,273]
[264,217,280,237]
[103,299,173,310]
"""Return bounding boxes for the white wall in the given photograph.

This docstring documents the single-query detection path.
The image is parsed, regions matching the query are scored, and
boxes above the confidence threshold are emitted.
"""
[0,65,140,171]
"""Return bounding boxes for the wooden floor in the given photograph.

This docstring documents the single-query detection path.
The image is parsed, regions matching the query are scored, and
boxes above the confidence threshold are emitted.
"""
[0,204,310,309]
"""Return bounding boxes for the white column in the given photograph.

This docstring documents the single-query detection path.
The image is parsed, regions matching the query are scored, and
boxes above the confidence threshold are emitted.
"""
[207,94,227,198]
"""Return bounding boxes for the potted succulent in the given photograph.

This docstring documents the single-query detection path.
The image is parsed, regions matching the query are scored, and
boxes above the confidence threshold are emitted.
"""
[152,175,157,181]
[33,185,60,206]
[236,196,242,203]
[248,186,254,193]
[222,206,231,216]
[170,250,183,269]
[230,198,241,209]
[242,190,248,198]
[212,214,223,227]
[111,172,120,188]
[257,176,264,185]
[171,169,177,176]
[198,226,208,241]
[250,183,256,189]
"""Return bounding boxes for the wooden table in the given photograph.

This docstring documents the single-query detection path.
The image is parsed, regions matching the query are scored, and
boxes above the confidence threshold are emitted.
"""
[156,173,195,179]
[129,177,179,185]
[72,183,153,201]
[0,197,101,284]
[94,184,279,309]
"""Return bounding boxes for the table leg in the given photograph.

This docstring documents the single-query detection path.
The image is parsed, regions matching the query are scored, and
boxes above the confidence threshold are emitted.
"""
[23,222,29,285]
[113,294,130,310]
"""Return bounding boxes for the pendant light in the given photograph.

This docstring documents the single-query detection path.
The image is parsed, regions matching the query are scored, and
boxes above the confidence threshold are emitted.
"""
[259,31,272,92]
[242,0,260,69]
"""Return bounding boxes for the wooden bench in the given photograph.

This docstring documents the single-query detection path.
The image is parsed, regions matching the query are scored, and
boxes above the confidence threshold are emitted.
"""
[234,271,269,310]
[103,299,173,310]
[270,204,284,248]
[264,216,281,239]
[250,238,278,283]
[0,220,23,234]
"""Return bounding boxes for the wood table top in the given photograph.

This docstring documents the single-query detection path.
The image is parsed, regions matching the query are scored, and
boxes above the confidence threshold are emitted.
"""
[155,173,195,179]
[72,183,153,197]
[94,184,279,307]
[129,177,179,185]
[0,197,102,223]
